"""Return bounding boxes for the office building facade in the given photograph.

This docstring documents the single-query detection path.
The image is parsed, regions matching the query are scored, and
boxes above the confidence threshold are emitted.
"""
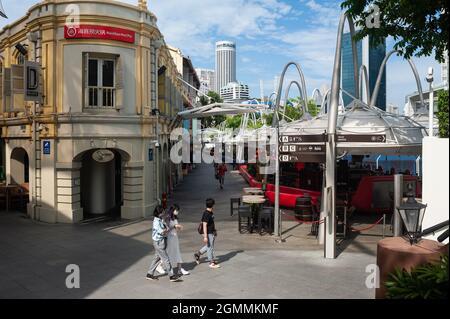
[195,68,215,95]
[342,33,386,110]
[220,82,249,103]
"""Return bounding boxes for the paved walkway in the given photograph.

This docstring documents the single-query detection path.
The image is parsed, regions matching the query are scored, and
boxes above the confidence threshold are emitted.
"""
[0,164,378,299]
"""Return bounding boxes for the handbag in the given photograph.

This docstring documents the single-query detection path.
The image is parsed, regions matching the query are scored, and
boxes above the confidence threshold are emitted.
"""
[197,222,204,234]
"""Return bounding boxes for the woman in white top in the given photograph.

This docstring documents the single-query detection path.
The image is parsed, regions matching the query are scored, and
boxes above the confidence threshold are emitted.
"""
[156,204,189,276]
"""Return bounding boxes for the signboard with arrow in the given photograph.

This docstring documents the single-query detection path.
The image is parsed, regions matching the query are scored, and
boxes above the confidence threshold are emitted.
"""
[336,134,387,143]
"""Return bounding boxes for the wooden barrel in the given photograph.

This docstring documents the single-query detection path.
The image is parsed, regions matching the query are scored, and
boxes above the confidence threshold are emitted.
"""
[294,196,313,221]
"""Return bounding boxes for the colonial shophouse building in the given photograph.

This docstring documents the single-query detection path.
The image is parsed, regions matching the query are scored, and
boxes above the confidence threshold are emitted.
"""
[0,0,191,223]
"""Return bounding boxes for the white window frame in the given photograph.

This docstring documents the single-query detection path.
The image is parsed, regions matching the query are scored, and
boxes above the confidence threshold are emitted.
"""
[84,55,116,109]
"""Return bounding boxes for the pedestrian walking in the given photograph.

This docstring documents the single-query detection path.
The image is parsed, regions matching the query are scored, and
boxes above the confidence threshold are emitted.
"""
[156,204,190,276]
[194,198,220,269]
[217,163,227,189]
[146,205,182,282]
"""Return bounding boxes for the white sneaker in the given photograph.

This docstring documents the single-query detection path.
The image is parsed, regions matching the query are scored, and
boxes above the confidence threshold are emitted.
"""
[156,264,166,275]
[180,268,190,275]
[209,263,221,269]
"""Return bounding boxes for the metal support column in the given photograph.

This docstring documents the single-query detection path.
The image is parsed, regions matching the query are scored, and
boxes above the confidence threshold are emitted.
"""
[393,174,404,236]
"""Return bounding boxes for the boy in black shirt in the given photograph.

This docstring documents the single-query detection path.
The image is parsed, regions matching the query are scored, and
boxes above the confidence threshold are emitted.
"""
[194,198,220,269]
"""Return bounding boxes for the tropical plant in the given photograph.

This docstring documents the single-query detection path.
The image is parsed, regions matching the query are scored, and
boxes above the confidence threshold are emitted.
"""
[385,254,449,299]
[341,0,449,62]
[437,90,449,138]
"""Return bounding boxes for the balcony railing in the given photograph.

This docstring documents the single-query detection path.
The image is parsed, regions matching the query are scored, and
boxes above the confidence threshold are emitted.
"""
[86,87,116,109]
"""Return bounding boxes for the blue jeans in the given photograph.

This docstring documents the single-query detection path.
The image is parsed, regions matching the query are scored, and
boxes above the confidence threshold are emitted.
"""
[199,233,216,262]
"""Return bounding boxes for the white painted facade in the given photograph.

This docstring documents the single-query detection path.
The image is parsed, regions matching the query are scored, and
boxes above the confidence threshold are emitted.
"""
[422,137,449,243]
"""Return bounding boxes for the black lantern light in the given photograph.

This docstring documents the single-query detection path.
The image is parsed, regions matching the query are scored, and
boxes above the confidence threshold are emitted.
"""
[396,183,427,245]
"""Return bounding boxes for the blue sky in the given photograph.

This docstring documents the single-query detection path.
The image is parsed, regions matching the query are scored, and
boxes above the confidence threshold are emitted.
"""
[1,0,443,111]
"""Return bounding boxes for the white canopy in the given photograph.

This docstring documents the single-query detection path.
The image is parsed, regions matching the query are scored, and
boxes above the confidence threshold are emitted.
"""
[279,100,427,155]
[409,108,439,136]
[178,103,270,119]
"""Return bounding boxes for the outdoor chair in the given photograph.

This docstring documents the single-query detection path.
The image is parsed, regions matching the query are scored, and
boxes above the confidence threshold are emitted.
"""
[258,206,274,235]
[336,205,347,238]
[310,207,320,237]
[230,197,241,216]
[238,205,252,233]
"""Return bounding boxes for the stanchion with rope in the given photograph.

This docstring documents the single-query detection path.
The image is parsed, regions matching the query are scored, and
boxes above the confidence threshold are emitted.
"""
[348,215,386,234]
[281,210,325,225]
[277,210,326,241]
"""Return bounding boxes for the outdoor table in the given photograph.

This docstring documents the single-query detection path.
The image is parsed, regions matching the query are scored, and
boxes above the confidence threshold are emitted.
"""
[243,187,264,195]
[376,237,448,298]
[0,184,18,213]
[242,195,266,233]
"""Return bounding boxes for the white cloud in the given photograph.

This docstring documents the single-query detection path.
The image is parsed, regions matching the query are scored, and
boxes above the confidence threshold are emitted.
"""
[149,0,292,59]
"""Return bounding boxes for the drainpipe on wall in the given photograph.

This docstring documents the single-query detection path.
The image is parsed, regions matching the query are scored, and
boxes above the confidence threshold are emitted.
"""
[31,34,39,220]
[153,39,164,205]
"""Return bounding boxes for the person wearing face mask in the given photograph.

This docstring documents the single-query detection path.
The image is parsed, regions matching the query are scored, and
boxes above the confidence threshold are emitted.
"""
[146,205,182,282]
[156,204,190,276]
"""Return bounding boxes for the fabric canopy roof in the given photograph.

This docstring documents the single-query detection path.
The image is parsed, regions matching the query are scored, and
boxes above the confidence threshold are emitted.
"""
[279,101,427,155]
[178,103,270,119]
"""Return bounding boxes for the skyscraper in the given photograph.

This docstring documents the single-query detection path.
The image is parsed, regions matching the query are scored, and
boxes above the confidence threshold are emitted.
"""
[195,68,216,95]
[342,33,386,110]
[215,41,236,93]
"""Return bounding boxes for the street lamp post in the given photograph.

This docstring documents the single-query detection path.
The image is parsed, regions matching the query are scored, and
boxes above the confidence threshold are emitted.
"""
[397,184,427,244]
[426,67,434,137]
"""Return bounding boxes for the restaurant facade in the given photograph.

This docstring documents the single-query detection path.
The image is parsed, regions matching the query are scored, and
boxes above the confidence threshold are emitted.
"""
[0,0,189,223]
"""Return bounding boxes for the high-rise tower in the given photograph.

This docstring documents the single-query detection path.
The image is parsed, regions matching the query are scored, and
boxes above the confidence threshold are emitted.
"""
[215,41,236,93]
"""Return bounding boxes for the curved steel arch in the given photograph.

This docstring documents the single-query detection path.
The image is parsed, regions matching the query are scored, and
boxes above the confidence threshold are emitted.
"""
[325,11,359,259]
[328,12,359,133]
[359,65,370,104]
[273,62,308,124]
[311,88,323,104]
[370,50,424,108]
[281,80,308,121]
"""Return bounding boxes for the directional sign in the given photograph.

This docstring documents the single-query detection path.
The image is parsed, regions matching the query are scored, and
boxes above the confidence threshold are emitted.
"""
[279,134,327,143]
[337,134,386,143]
[279,144,325,153]
[279,153,326,163]
[43,141,51,155]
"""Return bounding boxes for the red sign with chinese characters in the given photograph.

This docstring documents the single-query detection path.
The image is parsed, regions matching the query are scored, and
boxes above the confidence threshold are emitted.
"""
[64,25,135,44]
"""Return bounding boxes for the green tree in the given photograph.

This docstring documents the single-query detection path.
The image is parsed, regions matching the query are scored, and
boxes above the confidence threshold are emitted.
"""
[225,115,243,130]
[200,91,225,128]
[341,0,449,62]
[307,99,319,117]
[437,90,449,138]
[199,90,222,106]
